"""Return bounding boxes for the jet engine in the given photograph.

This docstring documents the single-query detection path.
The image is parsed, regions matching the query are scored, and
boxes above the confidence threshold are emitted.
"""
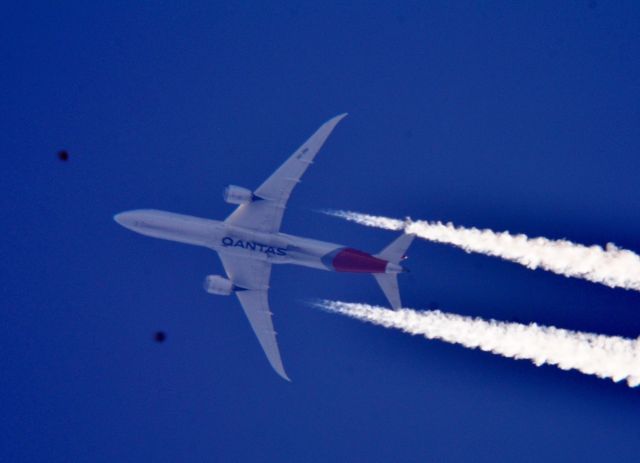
[203,275,234,295]
[223,185,254,205]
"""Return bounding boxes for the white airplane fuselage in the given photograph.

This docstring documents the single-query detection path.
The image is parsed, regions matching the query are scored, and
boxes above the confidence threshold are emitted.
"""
[115,209,404,280]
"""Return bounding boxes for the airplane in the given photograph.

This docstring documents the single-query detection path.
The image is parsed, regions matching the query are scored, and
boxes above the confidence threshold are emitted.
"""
[114,114,414,380]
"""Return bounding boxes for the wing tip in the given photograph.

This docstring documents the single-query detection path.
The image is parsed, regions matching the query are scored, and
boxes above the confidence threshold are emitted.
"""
[326,113,348,127]
[274,365,292,382]
[335,112,348,122]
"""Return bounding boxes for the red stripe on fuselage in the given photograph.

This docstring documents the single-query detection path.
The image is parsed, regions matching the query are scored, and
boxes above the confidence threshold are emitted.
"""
[331,248,388,273]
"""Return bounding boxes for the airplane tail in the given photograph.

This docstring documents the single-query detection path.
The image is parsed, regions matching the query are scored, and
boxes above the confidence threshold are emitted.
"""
[373,233,415,309]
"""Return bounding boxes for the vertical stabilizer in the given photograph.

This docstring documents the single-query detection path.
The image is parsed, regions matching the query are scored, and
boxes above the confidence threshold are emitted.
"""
[376,233,415,264]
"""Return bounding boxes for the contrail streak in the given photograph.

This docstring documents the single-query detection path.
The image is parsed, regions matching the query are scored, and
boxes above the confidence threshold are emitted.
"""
[319,300,640,387]
[325,210,640,292]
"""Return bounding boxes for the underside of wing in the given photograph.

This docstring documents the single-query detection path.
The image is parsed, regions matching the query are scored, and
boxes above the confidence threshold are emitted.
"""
[217,253,289,381]
[225,113,347,233]
[236,289,289,381]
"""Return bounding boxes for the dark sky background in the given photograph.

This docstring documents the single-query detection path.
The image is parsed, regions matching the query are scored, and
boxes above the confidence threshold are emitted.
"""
[3,2,640,462]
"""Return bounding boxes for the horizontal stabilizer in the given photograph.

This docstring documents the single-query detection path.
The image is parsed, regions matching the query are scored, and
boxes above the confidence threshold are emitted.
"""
[373,273,402,309]
[373,233,415,309]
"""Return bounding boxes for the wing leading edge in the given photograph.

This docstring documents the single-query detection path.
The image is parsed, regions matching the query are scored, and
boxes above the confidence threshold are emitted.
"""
[225,113,347,233]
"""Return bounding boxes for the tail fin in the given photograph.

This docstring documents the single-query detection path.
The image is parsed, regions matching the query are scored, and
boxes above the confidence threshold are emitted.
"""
[373,233,415,309]
[376,233,415,264]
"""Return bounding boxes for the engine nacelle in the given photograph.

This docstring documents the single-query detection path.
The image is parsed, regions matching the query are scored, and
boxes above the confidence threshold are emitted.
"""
[203,275,234,295]
[223,185,254,205]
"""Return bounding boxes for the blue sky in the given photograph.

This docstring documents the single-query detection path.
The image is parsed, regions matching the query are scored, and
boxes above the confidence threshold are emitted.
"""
[2,2,640,462]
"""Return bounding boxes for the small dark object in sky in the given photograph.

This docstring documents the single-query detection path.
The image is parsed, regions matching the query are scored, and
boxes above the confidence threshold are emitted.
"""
[154,331,166,343]
[57,150,69,161]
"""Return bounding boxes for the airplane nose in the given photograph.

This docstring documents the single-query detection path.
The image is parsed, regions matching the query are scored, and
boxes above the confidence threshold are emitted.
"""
[114,211,138,229]
[114,212,127,226]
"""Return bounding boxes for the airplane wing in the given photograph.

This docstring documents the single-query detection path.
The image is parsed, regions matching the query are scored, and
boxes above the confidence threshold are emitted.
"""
[217,253,289,381]
[224,113,347,233]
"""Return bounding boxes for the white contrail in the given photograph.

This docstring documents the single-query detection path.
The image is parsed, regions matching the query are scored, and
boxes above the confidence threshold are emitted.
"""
[319,300,640,387]
[325,210,640,292]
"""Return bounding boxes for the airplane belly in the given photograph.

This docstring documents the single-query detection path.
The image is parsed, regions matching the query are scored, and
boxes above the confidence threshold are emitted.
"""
[320,247,388,273]
[213,229,390,273]
[115,209,223,248]
[277,234,388,273]
[215,227,293,263]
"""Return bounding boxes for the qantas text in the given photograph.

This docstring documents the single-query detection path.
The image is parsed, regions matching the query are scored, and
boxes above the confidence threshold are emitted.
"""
[221,236,287,256]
